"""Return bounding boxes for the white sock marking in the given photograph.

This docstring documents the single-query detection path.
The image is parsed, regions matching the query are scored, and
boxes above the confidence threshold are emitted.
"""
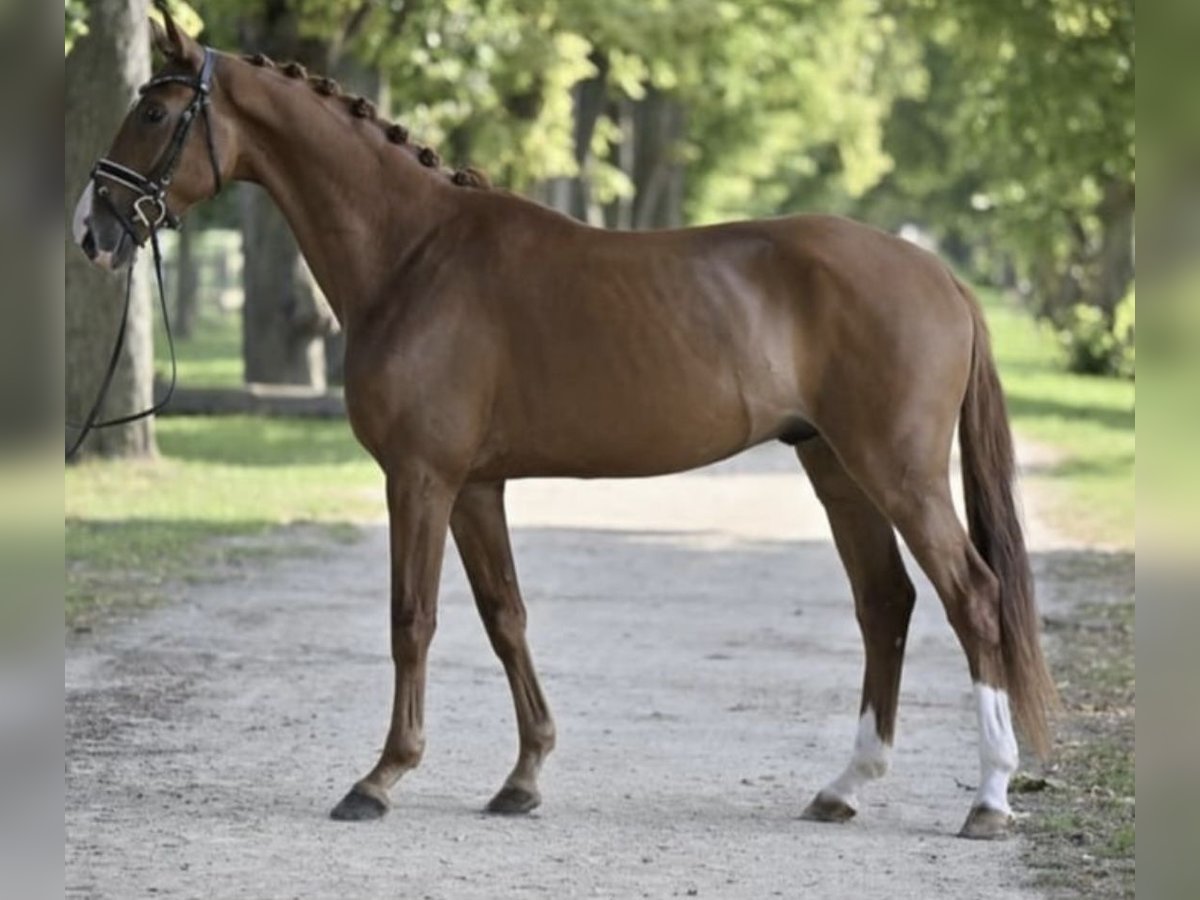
[822,709,889,808]
[973,683,1018,813]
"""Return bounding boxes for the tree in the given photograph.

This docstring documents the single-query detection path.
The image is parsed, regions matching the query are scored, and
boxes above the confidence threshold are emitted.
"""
[922,0,1131,314]
[65,0,157,460]
[231,3,337,386]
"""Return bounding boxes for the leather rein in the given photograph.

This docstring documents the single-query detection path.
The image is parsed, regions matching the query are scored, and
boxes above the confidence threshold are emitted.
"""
[66,47,222,461]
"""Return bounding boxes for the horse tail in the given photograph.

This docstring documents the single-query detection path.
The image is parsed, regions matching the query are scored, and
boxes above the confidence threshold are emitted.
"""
[955,277,1057,757]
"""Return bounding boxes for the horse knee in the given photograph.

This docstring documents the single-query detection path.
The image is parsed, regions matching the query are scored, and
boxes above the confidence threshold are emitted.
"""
[390,609,436,659]
[478,598,527,657]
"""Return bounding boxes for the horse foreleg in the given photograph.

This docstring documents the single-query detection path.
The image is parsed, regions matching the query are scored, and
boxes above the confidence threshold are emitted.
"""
[796,440,916,823]
[331,467,456,821]
[451,481,556,814]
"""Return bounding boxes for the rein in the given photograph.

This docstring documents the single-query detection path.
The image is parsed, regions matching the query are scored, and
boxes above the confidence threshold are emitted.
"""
[66,48,222,461]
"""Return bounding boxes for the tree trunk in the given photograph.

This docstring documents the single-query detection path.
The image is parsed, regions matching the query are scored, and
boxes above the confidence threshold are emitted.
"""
[631,89,686,229]
[239,185,328,387]
[1094,179,1135,315]
[174,224,198,339]
[64,0,155,460]
[609,97,637,229]
[236,8,333,386]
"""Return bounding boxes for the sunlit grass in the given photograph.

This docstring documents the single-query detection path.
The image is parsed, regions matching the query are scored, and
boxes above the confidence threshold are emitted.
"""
[66,417,383,626]
[153,228,245,388]
[978,287,1134,547]
[156,306,243,387]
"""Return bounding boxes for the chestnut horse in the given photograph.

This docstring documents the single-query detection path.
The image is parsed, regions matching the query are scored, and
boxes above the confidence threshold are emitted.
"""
[71,11,1056,839]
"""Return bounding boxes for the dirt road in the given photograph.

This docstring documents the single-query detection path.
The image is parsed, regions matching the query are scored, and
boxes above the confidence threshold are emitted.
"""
[67,443,1071,898]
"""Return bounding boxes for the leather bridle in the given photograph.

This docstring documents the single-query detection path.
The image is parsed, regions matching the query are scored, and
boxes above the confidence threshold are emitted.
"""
[91,46,223,241]
[67,47,223,461]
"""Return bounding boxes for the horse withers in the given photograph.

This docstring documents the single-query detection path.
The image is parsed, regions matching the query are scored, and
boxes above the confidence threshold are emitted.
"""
[71,8,1056,839]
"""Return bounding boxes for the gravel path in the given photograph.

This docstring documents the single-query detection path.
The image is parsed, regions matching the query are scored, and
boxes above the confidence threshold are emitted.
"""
[66,442,1071,899]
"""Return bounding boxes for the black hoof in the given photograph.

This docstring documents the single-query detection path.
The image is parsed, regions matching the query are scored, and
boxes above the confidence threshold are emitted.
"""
[800,792,857,823]
[485,784,541,815]
[958,805,1013,840]
[330,785,389,821]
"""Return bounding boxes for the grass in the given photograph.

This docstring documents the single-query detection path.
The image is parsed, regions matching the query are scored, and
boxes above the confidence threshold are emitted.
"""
[977,287,1134,547]
[1020,550,1135,898]
[154,228,245,388]
[66,416,383,628]
[157,303,243,387]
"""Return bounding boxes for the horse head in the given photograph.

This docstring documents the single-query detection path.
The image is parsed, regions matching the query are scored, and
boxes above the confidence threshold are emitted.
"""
[72,5,236,270]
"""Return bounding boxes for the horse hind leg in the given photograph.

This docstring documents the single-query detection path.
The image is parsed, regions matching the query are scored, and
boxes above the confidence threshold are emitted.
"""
[450,481,556,814]
[883,481,1017,838]
[796,439,917,823]
[830,439,1018,839]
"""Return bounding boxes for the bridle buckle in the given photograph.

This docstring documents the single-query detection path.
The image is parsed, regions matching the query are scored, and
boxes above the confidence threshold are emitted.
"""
[134,195,168,230]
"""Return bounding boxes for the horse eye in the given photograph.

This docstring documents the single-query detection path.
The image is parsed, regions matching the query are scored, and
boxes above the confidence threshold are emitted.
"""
[141,104,167,125]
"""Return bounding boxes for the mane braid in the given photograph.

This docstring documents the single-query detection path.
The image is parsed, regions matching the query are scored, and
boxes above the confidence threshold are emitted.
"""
[310,76,340,96]
[250,54,490,190]
[349,96,376,119]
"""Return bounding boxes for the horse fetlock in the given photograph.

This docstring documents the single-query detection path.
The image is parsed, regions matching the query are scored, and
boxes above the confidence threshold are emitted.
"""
[526,720,556,754]
[390,737,426,771]
[852,754,889,780]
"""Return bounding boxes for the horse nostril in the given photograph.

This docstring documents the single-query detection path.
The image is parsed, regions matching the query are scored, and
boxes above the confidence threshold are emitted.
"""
[81,228,97,260]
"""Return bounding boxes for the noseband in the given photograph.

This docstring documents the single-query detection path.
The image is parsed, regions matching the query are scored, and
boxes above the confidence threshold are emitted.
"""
[67,47,222,461]
[92,46,222,238]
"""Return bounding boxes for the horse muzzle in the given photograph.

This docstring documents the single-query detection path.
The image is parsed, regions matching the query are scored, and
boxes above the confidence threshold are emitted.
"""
[72,182,137,271]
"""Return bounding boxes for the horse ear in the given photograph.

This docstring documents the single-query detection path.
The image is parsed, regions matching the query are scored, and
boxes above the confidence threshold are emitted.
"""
[149,17,174,60]
[149,2,202,67]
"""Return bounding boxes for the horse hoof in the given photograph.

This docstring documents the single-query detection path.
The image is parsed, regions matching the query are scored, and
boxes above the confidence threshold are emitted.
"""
[330,785,389,821]
[800,792,857,823]
[485,785,541,815]
[958,805,1013,840]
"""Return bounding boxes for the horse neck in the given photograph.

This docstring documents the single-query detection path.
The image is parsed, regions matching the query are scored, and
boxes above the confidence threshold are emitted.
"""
[221,57,459,325]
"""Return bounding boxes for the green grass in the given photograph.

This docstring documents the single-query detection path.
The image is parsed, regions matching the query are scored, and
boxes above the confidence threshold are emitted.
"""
[978,288,1134,547]
[154,228,245,388]
[1021,556,1135,897]
[66,416,383,627]
[157,305,243,387]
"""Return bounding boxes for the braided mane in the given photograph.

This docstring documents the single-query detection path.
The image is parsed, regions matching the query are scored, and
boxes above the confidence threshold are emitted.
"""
[244,53,491,190]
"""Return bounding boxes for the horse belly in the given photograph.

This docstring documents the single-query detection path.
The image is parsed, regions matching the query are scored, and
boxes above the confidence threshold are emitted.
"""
[483,330,800,479]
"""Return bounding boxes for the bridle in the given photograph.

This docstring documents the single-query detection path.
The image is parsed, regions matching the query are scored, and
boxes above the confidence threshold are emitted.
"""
[67,47,223,461]
[92,47,223,239]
